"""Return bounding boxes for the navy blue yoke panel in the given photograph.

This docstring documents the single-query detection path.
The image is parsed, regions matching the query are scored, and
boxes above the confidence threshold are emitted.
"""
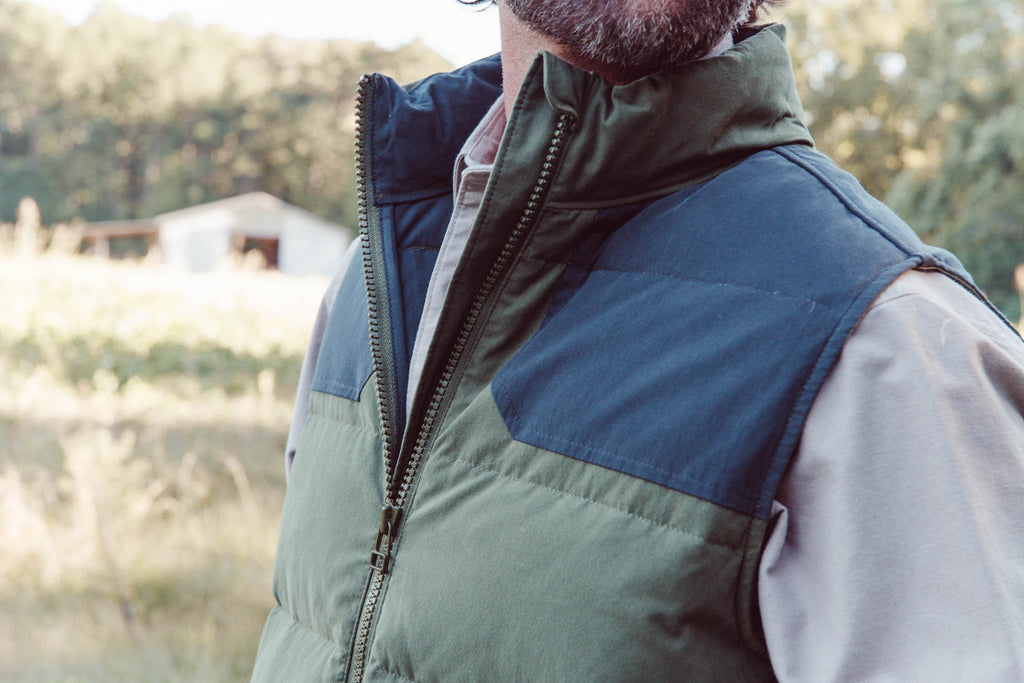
[391,196,451,414]
[372,56,502,203]
[311,258,373,401]
[493,146,971,518]
[307,199,446,410]
[310,57,501,413]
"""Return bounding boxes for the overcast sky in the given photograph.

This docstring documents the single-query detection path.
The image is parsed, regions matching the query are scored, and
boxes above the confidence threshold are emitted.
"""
[26,0,502,66]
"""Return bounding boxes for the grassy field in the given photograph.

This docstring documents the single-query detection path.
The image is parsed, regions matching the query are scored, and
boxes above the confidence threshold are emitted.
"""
[0,248,327,681]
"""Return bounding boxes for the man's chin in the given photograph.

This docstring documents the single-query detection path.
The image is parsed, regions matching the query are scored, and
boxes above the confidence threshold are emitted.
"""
[504,0,752,82]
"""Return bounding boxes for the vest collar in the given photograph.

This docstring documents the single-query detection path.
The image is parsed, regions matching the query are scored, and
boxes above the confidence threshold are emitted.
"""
[531,23,814,207]
[364,24,812,207]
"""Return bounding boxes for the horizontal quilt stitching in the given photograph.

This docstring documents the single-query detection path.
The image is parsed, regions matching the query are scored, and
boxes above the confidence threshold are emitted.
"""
[497,387,759,511]
[431,451,746,551]
[586,265,844,313]
[371,666,418,683]
[272,602,340,651]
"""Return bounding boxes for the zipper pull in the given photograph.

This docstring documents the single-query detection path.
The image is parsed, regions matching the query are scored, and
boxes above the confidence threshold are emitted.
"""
[370,504,403,574]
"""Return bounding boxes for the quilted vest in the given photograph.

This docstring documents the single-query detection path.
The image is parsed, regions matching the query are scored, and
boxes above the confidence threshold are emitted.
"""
[252,25,981,682]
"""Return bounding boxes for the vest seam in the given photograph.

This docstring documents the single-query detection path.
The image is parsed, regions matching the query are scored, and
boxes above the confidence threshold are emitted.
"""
[769,146,914,256]
[722,185,928,647]
[272,602,342,654]
[505,420,758,510]
[433,452,746,551]
[307,395,385,438]
[583,265,844,312]
[315,379,368,400]
[735,515,772,657]
[753,257,921,520]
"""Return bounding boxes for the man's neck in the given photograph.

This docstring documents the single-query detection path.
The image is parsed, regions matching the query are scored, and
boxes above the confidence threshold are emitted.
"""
[498,2,736,118]
[498,2,638,115]
[498,3,562,119]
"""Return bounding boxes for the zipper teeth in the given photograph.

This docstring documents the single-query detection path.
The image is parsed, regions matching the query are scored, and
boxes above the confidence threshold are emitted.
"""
[392,111,576,507]
[350,570,382,682]
[350,72,381,683]
[349,107,575,682]
[354,73,398,499]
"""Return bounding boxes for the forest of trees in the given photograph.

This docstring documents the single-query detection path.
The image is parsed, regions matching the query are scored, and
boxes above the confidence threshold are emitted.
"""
[784,0,1024,318]
[0,1,451,230]
[1,0,1022,315]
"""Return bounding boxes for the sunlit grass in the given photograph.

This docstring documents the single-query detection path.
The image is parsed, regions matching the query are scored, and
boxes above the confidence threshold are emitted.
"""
[0,248,326,681]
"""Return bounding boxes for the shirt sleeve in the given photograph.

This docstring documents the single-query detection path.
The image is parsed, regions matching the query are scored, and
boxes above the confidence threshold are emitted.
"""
[759,269,1024,681]
[285,237,361,478]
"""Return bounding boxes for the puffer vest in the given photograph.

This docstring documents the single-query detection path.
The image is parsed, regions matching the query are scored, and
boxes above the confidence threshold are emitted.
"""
[252,25,982,682]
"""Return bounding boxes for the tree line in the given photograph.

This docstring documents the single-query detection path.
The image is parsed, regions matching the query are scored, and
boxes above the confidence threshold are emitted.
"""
[0,1,450,230]
[782,0,1024,318]
[2,0,1022,316]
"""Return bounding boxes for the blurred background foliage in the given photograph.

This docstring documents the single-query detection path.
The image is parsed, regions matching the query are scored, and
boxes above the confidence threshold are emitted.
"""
[0,0,451,229]
[1,0,1023,679]
[0,250,325,680]
[1,0,1022,312]
[782,0,1024,318]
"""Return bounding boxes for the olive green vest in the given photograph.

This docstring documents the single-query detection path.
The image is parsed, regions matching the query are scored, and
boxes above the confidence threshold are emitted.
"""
[252,26,976,681]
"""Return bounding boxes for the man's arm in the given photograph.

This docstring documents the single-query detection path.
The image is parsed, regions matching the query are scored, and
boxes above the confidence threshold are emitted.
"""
[760,269,1024,680]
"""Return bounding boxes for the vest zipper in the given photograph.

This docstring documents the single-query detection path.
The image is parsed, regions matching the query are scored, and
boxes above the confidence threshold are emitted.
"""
[349,72,574,680]
[349,73,395,683]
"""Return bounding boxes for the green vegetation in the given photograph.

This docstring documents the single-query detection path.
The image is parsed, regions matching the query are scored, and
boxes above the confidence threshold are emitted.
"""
[4,0,1022,313]
[0,243,326,680]
[780,0,1024,318]
[0,0,452,229]
[0,1,1021,678]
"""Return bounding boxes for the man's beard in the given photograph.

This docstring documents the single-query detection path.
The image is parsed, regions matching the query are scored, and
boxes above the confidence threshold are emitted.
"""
[504,0,755,82]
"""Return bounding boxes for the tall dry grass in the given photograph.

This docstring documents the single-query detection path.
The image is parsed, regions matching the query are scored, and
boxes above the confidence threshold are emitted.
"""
[0,243,326,680]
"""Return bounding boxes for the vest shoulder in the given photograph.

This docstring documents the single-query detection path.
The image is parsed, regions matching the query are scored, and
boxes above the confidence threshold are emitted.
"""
[713,145,919,254]
[602,144,972,302]
[717,145,965,274]
[598,146,931,312]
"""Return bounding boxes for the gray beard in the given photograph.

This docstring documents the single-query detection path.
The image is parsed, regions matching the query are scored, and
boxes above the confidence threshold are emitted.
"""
[504,0,754,81]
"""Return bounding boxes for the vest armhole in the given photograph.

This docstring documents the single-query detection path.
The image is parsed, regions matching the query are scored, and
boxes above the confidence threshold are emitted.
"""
[736,515,771,658]
[735,258,924,659]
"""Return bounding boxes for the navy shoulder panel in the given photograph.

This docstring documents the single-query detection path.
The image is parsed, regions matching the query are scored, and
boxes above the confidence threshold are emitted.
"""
[310,196,450,406]
[494,146,938,518]
[773,145,973,280]
[311,258,373,401]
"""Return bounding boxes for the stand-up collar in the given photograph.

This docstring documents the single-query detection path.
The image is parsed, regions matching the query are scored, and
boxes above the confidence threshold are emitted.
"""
[365,24,811,207]
[533,23,813,207]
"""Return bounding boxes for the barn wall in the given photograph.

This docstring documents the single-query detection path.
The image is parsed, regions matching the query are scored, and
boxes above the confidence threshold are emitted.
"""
[159,209,234,272]
[279,213,351,277]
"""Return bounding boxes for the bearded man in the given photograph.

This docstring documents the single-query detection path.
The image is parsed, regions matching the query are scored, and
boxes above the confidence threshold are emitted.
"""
[252,1,1024,680]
